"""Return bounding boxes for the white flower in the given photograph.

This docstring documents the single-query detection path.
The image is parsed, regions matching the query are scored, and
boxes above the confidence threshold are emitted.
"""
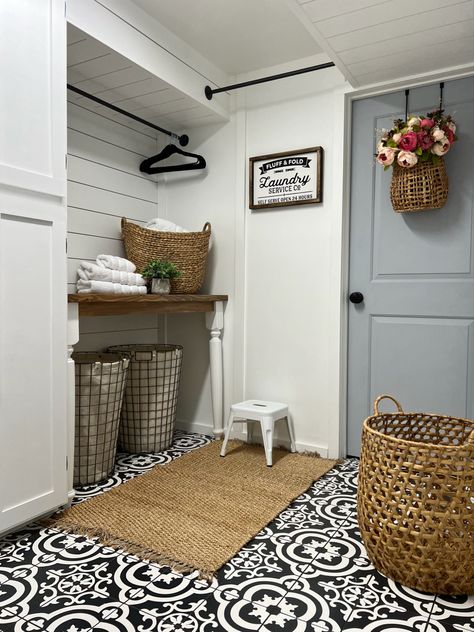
[376,147,396,167]
[447,121,456,133]
[431,140,450,156]
[392,132,402,143]
[432,127,446,142]
[397,150,418,168]
[407,116,421,128]
[376,140,385,153]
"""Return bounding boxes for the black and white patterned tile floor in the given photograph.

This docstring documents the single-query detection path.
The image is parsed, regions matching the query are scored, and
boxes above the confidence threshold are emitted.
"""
[0,431,472,632]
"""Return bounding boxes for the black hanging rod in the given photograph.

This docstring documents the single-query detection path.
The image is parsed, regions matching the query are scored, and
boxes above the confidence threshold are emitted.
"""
[205,61,336,100]
[67,84,189,146]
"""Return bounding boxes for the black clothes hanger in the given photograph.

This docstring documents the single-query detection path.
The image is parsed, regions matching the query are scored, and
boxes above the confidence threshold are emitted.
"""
[139,143,206,174]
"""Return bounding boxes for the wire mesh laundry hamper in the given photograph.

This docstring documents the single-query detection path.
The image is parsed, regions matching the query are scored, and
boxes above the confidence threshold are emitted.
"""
[73,352,129,486]
[358,395,474,595]
[107,344,183,453]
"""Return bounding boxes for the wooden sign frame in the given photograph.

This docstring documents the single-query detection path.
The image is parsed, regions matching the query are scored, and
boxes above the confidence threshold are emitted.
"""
[249,146,323,210]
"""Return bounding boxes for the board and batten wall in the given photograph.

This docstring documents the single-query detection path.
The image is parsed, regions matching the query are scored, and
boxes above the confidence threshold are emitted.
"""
[67,100,164,350]
[164,59,348,457]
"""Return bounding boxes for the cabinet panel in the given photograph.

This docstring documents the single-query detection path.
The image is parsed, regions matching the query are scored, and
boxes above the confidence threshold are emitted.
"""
[0,0,67,533]
[0,0,66,197]
[0,202,67,532]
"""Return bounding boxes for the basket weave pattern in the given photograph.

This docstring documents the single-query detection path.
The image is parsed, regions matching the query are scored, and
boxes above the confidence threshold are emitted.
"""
[358,395,474,595]
[121,218,211,294]
[390,160,448,212]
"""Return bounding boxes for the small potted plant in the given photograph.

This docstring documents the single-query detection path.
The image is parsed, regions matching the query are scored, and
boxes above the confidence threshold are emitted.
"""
[142,260,181,295]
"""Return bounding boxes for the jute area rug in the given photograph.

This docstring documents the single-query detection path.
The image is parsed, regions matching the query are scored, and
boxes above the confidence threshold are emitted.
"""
[47,440,337,578]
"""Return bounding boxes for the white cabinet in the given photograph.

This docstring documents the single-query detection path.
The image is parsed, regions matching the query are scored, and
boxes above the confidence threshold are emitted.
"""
[0,0,68,534]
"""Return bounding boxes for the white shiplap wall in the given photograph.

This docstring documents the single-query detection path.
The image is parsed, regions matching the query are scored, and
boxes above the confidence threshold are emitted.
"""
[67,100,164,351]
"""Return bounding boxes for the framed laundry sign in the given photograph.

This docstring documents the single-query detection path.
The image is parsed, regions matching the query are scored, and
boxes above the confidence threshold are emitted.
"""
[249,146,323,209]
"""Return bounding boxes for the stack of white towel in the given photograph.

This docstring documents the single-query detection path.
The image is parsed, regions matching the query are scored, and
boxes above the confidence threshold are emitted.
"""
[145,218,189,232]
[77,255,147,295]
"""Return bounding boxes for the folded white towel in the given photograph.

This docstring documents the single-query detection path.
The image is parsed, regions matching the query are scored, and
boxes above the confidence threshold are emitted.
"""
[77,280,147,295]
[145,218,189,233]
[78,261,146,286]
[96,255,136,273]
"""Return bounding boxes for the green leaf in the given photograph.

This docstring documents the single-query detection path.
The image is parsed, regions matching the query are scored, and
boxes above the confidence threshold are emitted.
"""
[415,147,423,155]
[387,139,397,148]
[384,165,390,171]
[142,259,181,280]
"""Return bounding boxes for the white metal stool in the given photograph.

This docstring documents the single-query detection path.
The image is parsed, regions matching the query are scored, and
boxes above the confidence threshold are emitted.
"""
[220,400,296,466]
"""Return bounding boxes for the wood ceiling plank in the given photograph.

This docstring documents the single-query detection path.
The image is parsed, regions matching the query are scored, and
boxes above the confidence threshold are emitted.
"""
[299,0,387,23]
[340,19,474,65]
[316,0,468,38]
[329,2,473,52]
[355,36,474,84]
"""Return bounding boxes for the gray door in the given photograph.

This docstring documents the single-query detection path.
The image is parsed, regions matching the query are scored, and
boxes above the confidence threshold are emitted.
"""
[347,77,474,456]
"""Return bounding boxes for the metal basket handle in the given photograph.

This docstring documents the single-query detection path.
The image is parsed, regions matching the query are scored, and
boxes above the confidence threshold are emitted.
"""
[202,222,211,232]
[373,395,404,415]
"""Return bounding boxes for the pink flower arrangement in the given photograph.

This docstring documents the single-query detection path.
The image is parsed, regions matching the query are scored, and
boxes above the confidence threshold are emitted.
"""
[376,110,457,169]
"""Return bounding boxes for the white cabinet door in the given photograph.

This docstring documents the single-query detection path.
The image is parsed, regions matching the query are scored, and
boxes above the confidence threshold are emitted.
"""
[0,0,68,534]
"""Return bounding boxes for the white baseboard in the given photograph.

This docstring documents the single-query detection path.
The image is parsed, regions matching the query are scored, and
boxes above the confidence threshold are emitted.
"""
[175,419,328,457]
[175,419,214,437]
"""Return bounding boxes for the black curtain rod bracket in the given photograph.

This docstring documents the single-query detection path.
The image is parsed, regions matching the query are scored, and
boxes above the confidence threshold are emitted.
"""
[67,84,189,146]
[205,61,336,100]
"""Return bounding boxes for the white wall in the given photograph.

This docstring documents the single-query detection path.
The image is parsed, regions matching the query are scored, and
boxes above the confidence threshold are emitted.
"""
[164,61,348,457]
[162,121,237,436]
[241,67,347,457]
[67,100,164,350]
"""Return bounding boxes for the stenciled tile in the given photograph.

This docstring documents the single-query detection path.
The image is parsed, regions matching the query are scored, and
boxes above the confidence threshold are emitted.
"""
[427,594,474,632]
[0,436,469,632]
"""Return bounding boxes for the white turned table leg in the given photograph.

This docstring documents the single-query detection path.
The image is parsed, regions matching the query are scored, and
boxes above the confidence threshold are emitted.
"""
[206,301,225,438]
[67,303,79,506]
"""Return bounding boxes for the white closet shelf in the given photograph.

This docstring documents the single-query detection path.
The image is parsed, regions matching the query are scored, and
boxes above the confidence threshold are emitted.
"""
[68,293,228,317]
[67,23,229,134]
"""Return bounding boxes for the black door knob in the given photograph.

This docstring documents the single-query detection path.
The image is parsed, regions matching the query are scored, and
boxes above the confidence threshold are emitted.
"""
[349,292,364,304]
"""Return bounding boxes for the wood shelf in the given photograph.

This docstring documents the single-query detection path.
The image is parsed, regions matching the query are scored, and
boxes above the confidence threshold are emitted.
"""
[68,293,228,317]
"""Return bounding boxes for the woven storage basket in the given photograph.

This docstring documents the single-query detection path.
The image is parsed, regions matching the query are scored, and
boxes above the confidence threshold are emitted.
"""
[73,352,129,486]
[121,218,211,294]
[107,344,183,453]
[390,160,448,212]
[358,395,474,595]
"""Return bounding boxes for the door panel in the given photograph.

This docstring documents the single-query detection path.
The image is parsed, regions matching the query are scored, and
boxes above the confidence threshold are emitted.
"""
[370,317,473,419]
[347,77,474,456]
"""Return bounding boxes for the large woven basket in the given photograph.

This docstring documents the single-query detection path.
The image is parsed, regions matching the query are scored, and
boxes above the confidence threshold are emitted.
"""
[121,218,211,294]
[358,395,474,595]
[390,160,448,212]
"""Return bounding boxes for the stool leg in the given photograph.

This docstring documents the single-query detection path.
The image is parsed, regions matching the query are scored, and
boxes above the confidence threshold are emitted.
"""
[261,417,274,467]
[220,412,235,457]
[286,414,297,453]
[247,421,253,444]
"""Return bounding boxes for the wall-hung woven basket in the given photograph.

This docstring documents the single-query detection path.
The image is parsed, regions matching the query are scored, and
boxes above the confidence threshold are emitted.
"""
[390,160,448,212]
[121,218,211,294]
[358,395,474,595]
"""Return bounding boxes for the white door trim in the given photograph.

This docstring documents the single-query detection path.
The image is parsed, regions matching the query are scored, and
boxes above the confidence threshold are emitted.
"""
[330,66,474,459]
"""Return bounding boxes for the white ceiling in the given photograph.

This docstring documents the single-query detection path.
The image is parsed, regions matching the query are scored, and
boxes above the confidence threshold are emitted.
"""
[67,24,224,133]
[131,0,323,75]
[294,0,474,86]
